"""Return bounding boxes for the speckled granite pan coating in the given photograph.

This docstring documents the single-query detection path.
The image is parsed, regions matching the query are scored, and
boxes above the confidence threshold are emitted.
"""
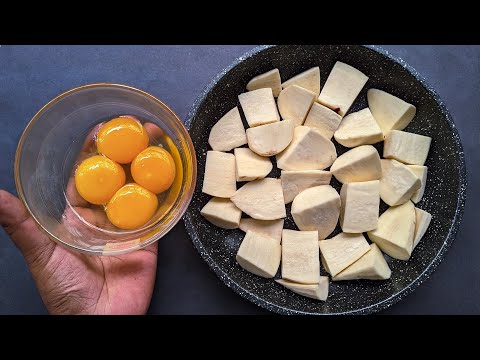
[183,45,467,315]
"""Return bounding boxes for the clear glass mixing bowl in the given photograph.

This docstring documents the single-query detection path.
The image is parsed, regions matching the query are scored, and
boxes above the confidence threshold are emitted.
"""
[15,83,196,255]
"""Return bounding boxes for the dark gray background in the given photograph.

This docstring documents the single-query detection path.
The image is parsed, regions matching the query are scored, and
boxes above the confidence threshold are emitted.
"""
[0,45,478,314]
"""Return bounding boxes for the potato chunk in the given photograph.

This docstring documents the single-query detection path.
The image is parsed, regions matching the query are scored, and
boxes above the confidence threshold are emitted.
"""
[291,185,340,240]
[238,88,280,127]
[304,102,342,139]
[367,201,416,261]
[367,89,416,135]
[334,108,383,147]
[319,233,370,277]
[208,107,247,151]
[200,198,242,229]
[231,178,286,220]
[246,68,282,97]
[340,180,380,233]
[318,61,368,116]
[384,130,432,166]
[276,126,337,171]
[330,145,381,184]
[281,229,320,284]
[236,230,281,278]
[235,147,272,182]
[202,151,236,198]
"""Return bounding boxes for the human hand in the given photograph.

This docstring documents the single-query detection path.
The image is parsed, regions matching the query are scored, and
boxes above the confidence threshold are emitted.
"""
[0,121,163,315]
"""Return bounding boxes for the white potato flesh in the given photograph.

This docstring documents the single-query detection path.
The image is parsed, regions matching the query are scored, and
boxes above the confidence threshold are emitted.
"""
[276,126,337,171]
[276,277,329,301]
[202,151,236,198]
[231,178,286,220]
[281,170,332,204]
[384,130,432,166]
[367,89,416,135]
[367,201,416,261]
[200,198,242,229]
[334,108,383,147]
[246,119,294,156]
[408,165,428,203]
[340,180,380,233]
[333,243,391,281]
[318,61,369,116]
[277,85,317,127]
[413,207,432,249]
[304,102,342,139]
[330,145,381,184]
[234,147,272,182]
[236,230,281,278]
[319,233,370,277]
[281,229,320,284]
[246,68,282,97]
[239,218,284,245]
[281,67,321,95]
[291,185,340,240]
[208,107,247,151]
[238,88,280,127]
[380,159,421,206]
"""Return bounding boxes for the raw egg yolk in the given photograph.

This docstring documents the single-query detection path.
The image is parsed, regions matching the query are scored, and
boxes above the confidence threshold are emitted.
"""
[106,183,158,230]
[75,155,126,205]
[96,116,149,164]
[131,146,176,194]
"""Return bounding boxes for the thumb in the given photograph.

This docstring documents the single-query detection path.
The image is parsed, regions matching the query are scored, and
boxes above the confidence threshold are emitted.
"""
[0,189,55,265]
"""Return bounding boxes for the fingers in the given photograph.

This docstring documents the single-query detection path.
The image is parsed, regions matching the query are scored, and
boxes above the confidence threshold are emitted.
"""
[0,189,55,263]
[143,122,164,144]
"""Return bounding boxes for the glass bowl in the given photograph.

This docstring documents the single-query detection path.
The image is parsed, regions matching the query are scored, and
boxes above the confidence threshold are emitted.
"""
[15,83,197,255]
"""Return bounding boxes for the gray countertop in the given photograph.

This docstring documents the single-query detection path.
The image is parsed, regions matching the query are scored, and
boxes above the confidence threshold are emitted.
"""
[0,45,478,314]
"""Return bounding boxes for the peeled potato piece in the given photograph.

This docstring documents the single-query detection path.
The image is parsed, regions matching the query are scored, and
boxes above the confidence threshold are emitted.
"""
[281,66,321,95]
[367,201,416,261]
[384,130,432,166]
[291,185,340,240]
[246,119,294,157]
[380,159,421,206]
[208,107,247,151]
[231,178,286,220]
[318,61,369,116]
[234,147,272,182]
[330,145,381,184]
[340,180,380,233]
[413,207,432,249]
[202,151,236,198]
[276,277,329,301]
[239,218,284,244]
[408,165,428,203]
[334,108,383,147]
[277,85,317,127]
[281,229,320,284]
[200,198,242,229]
[333,243,391,281]
[276,126,337,171]
[304,102,342,139]
[367,89,416,135]
[236,230,281,278]
[238,88,280,127]
[246,68,282,97]
[319,233,370,277]
[281,170,332,204]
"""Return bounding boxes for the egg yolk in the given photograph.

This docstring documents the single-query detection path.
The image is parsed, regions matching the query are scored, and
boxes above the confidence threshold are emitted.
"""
[106,183,158,230]
[131,146,176,194]
[74,155,126,205]
[96,116,149,164]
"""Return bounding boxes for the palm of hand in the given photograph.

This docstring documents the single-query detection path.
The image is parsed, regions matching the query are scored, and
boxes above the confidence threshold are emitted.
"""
[4,202,158,315]
[0,122,163,315]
